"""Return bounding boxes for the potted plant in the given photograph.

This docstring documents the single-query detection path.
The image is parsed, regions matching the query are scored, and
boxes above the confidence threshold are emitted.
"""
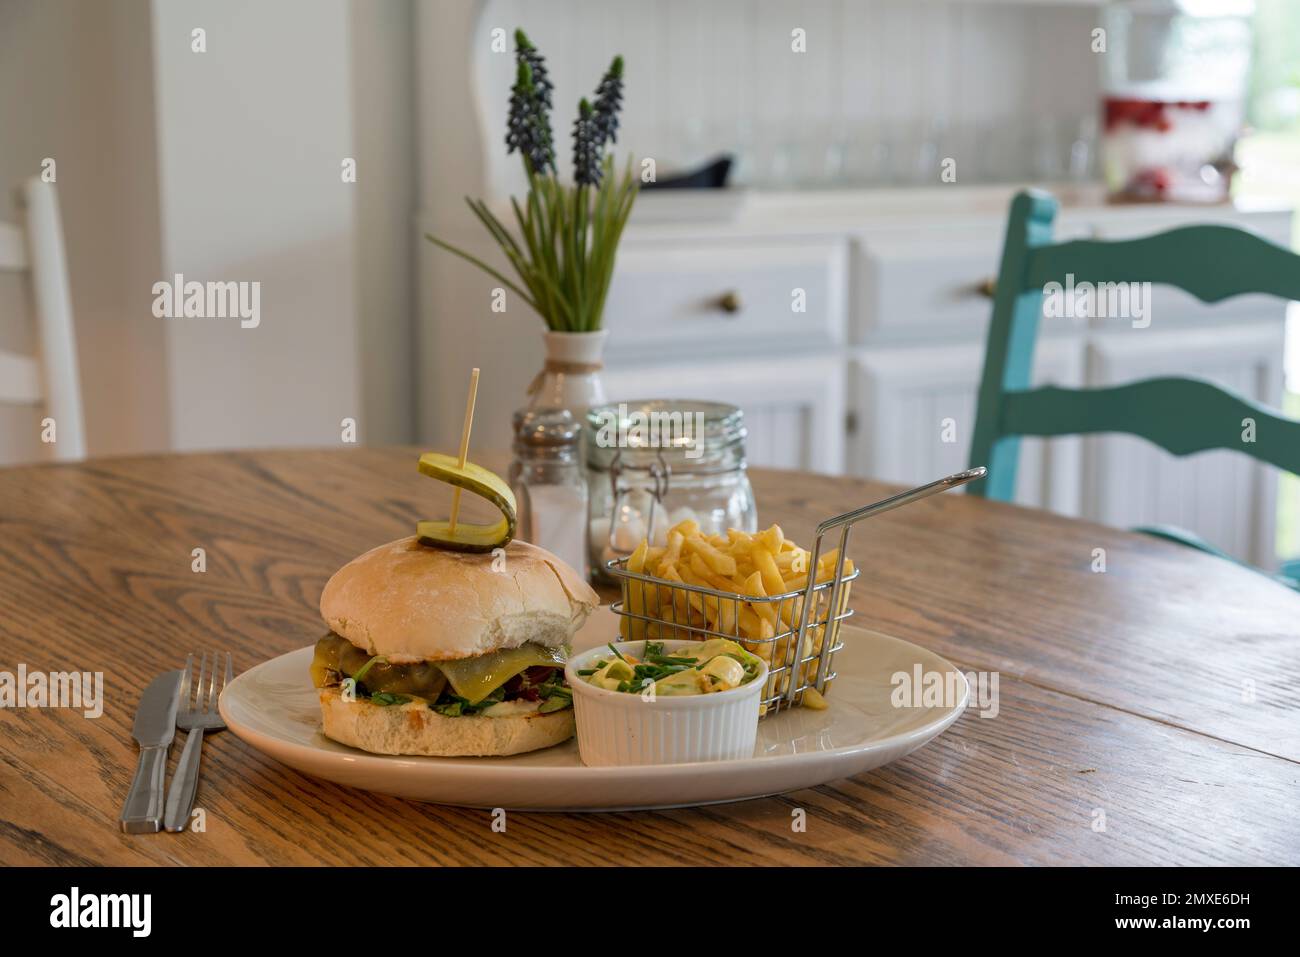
[427,30,637,416]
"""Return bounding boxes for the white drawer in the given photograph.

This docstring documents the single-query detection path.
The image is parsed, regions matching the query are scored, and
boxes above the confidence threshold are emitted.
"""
[853,219,1094,340]
[601,238,847,359]
[855,224,1002,338]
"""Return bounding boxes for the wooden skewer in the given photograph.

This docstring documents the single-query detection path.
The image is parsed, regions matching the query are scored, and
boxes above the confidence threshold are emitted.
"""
[447,367,480,534]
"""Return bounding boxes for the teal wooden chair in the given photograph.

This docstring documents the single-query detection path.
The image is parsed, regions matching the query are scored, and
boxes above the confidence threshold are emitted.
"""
[968,189,1300,588]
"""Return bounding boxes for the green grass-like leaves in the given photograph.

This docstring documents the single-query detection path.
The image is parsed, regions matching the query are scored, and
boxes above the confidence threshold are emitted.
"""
[427,156,637,332]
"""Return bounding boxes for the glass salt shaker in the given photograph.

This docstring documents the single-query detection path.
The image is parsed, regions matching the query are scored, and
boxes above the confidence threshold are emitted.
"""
[508,408,589,579]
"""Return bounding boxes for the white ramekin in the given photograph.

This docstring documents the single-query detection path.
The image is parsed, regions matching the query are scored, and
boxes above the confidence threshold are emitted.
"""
[566,640,767,767]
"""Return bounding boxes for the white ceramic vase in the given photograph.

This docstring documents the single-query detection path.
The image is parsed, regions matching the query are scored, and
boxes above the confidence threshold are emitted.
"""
[527,329,608,419]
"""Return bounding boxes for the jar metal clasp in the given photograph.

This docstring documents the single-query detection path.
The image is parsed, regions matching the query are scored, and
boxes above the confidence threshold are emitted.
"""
[608,448,671,552]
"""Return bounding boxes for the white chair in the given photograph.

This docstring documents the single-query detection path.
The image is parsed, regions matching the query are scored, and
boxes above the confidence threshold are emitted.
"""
[0,177,85,461]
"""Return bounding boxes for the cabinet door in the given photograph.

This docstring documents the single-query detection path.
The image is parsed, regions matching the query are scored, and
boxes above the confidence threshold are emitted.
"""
[1083,322,1285,567]
[850,338,1085,513]
[600,356,846,473]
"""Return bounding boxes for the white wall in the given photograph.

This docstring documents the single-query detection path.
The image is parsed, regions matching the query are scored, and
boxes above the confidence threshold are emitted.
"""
[150,0,363,450]
[350,0,417,445]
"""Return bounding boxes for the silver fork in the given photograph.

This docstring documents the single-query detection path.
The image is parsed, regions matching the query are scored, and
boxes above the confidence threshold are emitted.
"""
[163,652,232,833]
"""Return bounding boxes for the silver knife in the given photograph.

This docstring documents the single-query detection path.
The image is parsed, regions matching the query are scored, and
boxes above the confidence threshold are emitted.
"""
[119,669,182,833]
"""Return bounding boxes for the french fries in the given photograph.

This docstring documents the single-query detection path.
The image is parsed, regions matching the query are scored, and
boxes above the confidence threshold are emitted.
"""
[619,539,650,642]
[617,520,855,708]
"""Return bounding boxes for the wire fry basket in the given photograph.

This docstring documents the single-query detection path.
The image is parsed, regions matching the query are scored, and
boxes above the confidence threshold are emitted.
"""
[608,554,856,714]
[608,505,865,714]
[606,467,987,715]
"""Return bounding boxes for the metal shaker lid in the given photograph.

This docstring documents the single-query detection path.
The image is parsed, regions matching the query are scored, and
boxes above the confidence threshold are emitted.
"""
[512,407,583,451]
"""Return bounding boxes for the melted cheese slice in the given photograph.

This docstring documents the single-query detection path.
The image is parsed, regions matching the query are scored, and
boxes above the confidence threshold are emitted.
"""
[436,642,568,704]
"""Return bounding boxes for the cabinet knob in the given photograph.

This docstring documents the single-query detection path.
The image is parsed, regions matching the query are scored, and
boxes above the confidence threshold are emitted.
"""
[714,290,743,314]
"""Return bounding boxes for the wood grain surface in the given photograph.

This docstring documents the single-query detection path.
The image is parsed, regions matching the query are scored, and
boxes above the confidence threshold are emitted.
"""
[1,448,1297,866]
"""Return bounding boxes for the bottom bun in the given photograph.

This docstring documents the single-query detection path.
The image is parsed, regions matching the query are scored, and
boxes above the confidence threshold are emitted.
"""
[318,687,575,757]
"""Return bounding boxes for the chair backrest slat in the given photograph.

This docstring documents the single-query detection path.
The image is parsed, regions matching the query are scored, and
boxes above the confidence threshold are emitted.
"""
[1024,225,1300,304]
[1002,380,1300,477]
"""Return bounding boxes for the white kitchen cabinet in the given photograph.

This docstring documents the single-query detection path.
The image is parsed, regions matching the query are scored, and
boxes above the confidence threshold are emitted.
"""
[1082,323,1286,568]
[599,355,846,474]
[850,337,1085,514]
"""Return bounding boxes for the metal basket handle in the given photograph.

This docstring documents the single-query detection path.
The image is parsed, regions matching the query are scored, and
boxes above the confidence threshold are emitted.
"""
[786,466,988,704]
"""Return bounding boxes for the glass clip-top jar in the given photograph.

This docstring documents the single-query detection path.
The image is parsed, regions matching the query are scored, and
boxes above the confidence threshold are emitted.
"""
[586,400,758,582]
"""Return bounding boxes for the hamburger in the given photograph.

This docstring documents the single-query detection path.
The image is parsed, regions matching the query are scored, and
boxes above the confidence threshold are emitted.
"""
[310,536,598,757]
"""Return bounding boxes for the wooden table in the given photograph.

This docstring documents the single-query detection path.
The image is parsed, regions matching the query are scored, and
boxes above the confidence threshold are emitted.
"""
[2,448,1297,866]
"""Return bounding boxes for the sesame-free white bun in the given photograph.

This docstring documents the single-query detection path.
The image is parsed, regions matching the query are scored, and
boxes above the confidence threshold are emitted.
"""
[318,686,576,757]
[319,536,599,663]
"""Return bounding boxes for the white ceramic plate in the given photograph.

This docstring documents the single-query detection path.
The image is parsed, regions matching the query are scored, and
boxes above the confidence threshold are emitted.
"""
[219,607,968,811]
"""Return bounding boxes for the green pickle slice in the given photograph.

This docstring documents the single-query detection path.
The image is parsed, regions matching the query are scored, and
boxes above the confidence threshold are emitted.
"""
[415,452,517,553]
